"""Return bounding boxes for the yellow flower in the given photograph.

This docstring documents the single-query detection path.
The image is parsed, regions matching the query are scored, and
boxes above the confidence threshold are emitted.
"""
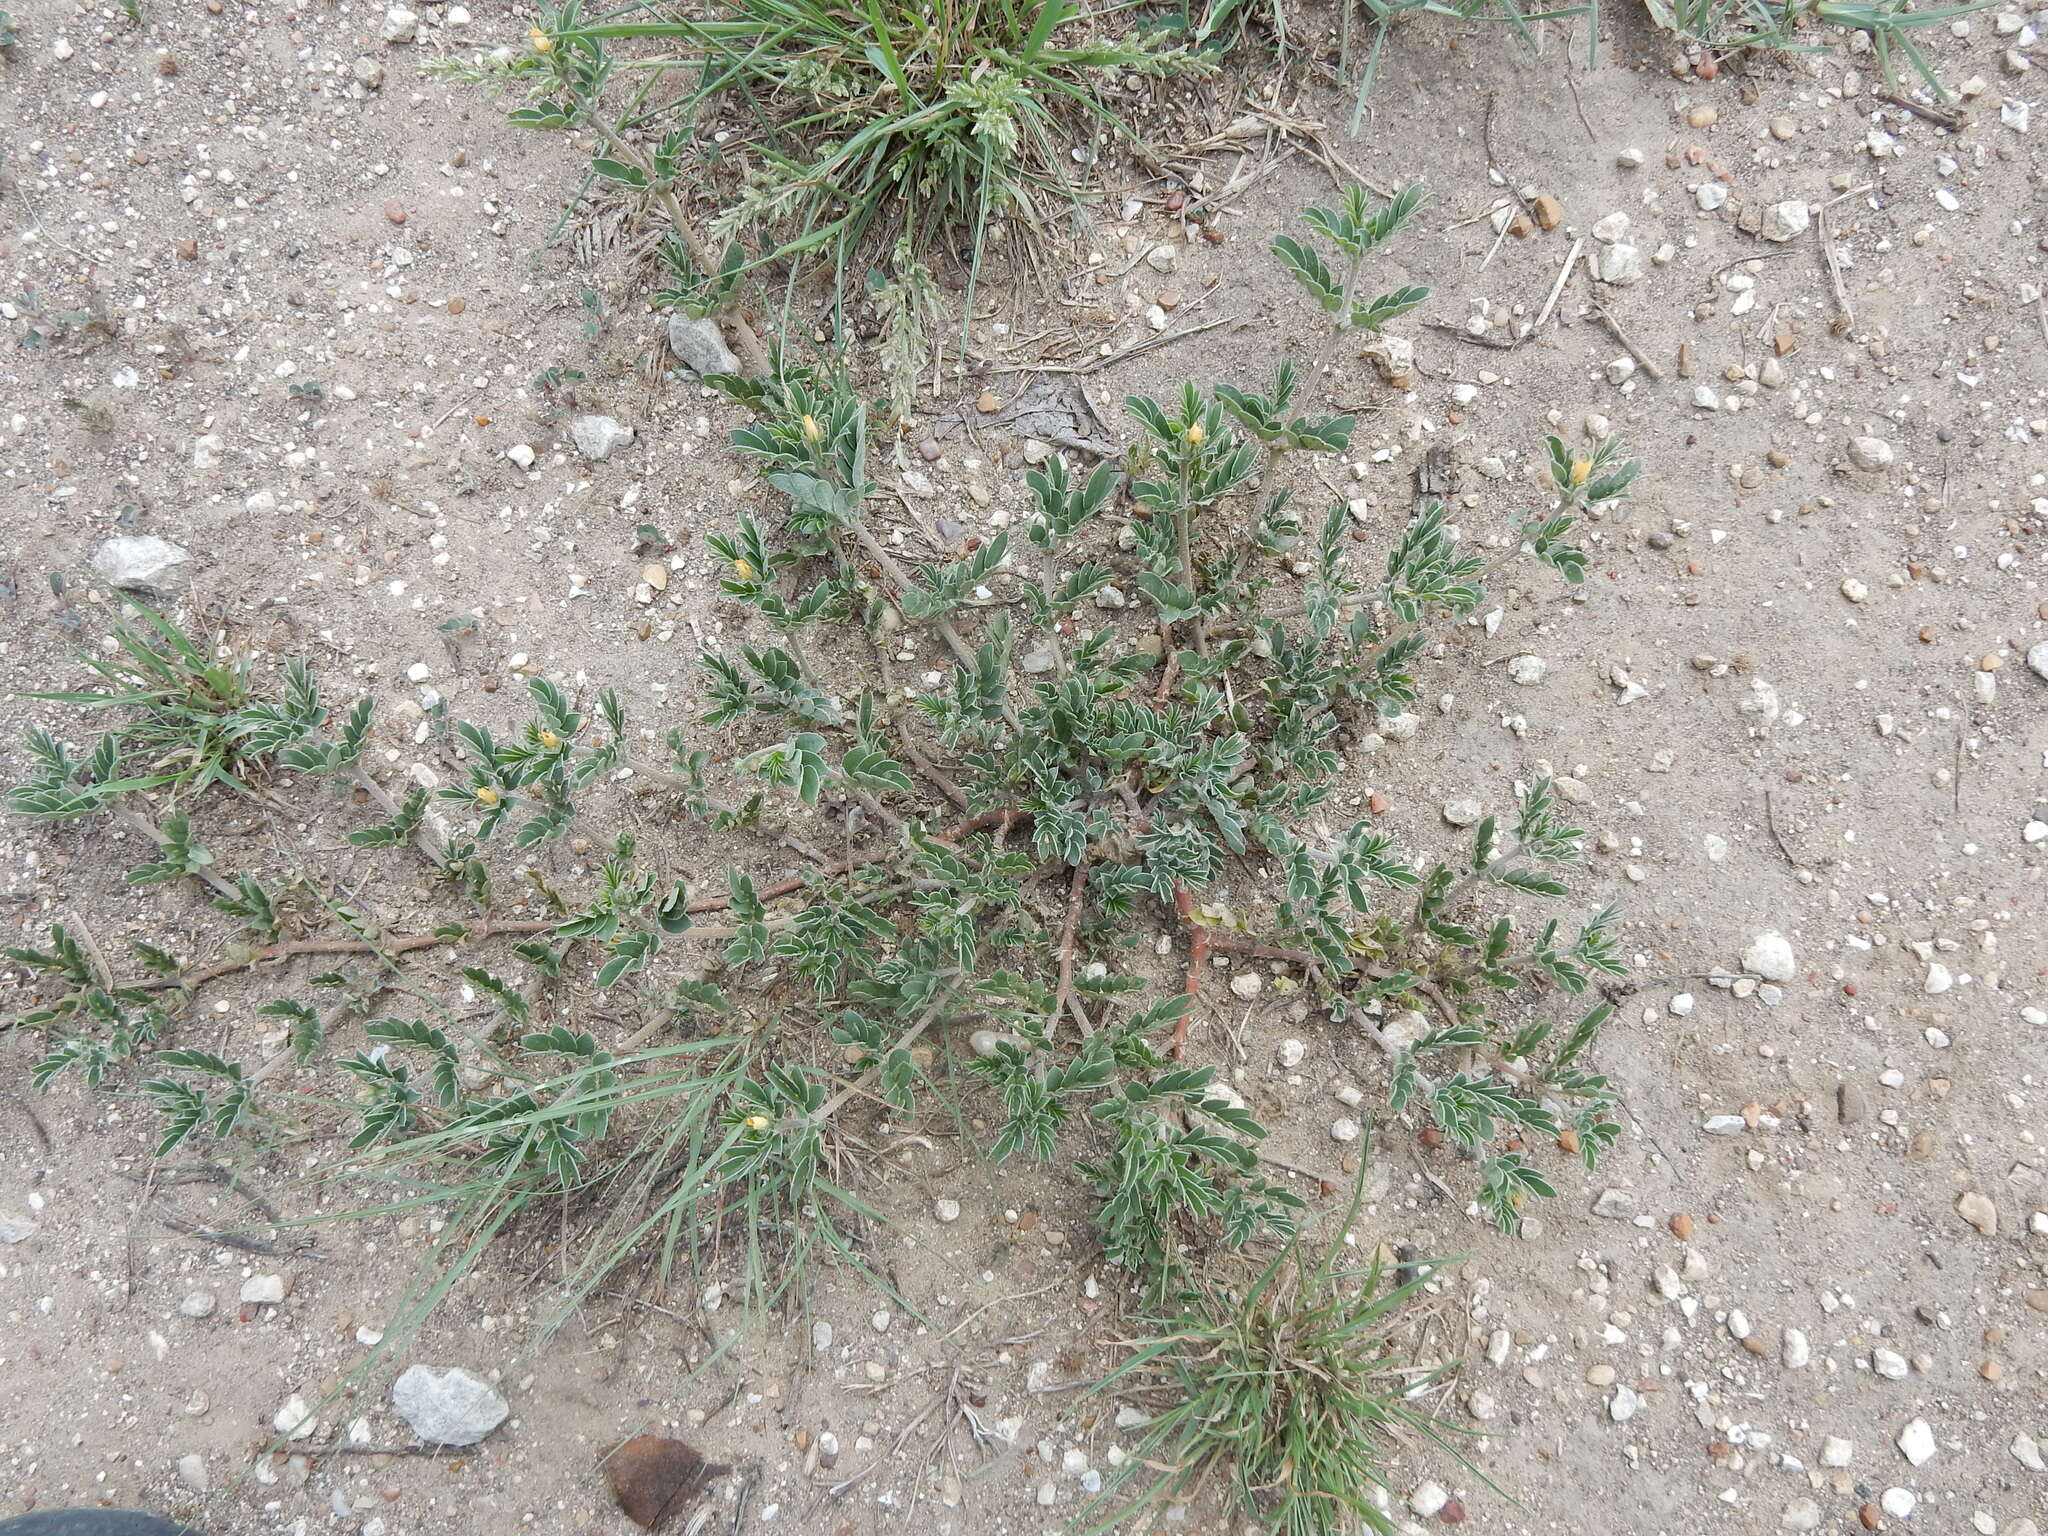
[1570,457,1590,487]
[800,414,823,444]
[744,1113,772,1132]
[733,558,756,581]
[1184,424,1206,447]
[474,786,500,806]
[538,729,561,750]
[528,27,553,53]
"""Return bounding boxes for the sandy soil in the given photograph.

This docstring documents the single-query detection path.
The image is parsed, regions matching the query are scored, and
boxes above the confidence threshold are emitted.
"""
[2,3,2046,1535]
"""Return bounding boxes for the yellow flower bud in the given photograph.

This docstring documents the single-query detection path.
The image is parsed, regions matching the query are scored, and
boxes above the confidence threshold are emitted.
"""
[800,414,823,444]
[744,1113,772,1132]
[538,729,561,750]
[475,786,500,806]
[1184,424,1206,447]
[529,27,553,53]
[733,558,756,581]
[1570,457,1590,487]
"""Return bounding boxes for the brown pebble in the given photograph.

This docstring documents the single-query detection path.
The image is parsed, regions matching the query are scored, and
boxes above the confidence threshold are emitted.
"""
[917,439,941,462]
[1506,213,1532,238]
[176,238,198,261]
[1688,105,1718,128]
[1675,343,1694,378]
[2027,1289,2048,1314]
[1669,1212,1694,1240]
[1531,194,1564,231]
[1201,226,1224,244]
[1739,1336,1767,1356]
[1907,1130,1936,1161]
[975,390,1000,414]
[1860,1503,1879,1531]
[1440,1497,1466,1524]
[1767,450,1788,468]
[1156,289,1182,310]
[1774,330,1797,356]
[1980,1359,2001,1381]
[382,199,407,225]
[1368,791,1389,815]
[447,296,466,315]
[1836,1082,1866,1124]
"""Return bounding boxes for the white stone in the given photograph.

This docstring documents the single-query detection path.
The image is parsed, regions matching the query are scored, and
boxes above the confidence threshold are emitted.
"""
[176,1452,209,1492]
[1820,1436,1854,1468]
[1897,1417,1936,1467]
[506,443,536,469]
[1780,1498,1821,1533]
[1743,932,1797,983]
[1595,244,1645,285]
[1330,1118,1361,1143]
[1442,798,1484,827]
[1847,436,1894,471]
[1609,1385,1640,1422]
[1606,356,1636,386]
[1590,212,1630,243]
[1872,1347,1909,1379]
[91,535,191,589]
[1881,1488,1917,1519]
[178,1291,217,1318]
[0,1212,39,1245]
[1277,1038,1306,1069]
[274,1396,318,1440]
[1781,1328,1810,1369]
[1507,654,1548,686]
[1145,244,1176,273]
[1760,201,1811,242]
[391,1365,509,1446]
[380,7,418,42]
[241,1274,287,1305]
[1841,578,1869,603]
[1695,183,1729,211]
[1409,1482,1450,1518]
[933,1199,961,1224]
[1925,962,1953,994]
[1668,993,1695,1018]
[1229,971,1263,1000]
[570,414,634,461]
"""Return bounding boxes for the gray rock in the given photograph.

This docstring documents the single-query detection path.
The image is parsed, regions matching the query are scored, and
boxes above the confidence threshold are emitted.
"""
[380,6,418,42]
[0,1212,36,1245]
[1020,642,1058,675]
[392,1364,509,1446]
[178,1290,218,1318]
[1760,201,1811,242]
[177,1451,210,1492]
[667,314,739,376]
[2027,639,2048,682]
[1742,931,1797,982]
[90,535,191,590]
[1442,798,1484,828]
[1591,1188,1637,1220]
[1896,1417,1936,1467]
[570,414,634,462]
[240,1273,288,1304]
[1595,243,1645,285]
[1847,436,1894,471]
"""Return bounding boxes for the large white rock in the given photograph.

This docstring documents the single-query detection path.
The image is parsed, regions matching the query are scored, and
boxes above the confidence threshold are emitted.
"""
[667,314,739,376]
[392,1365,509,1446]
[1760,201,1811,242]
[1742,932,1797,983]
[91,535,191,589]
[570,414,634,462]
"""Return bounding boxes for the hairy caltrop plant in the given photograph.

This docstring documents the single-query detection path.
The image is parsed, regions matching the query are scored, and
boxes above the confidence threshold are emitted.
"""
[6,332,1640,1333]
